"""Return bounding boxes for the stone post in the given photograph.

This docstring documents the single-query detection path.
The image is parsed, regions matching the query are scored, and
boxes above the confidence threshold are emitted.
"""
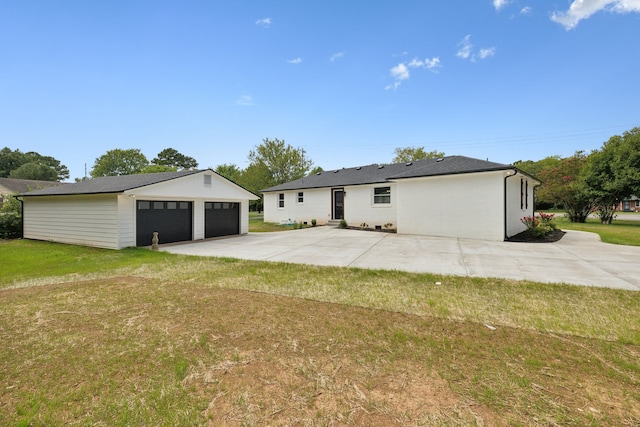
[151,232,159,250]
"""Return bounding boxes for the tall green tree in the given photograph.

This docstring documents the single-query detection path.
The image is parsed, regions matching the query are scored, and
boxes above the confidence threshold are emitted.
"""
[9,163,59,181]
[392,146,444,163]
[91,149,149,177]
[237,163,272,211]
[581,127,640,223]
[151,148,198,170]
[513,155,562,178]
[248,138,314,186]
[215,163,243,183]
[537,152,594,222]
[0,147,69,181]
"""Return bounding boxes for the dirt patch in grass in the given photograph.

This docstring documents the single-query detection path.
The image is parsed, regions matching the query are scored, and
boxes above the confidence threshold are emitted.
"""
[1,277,639,426]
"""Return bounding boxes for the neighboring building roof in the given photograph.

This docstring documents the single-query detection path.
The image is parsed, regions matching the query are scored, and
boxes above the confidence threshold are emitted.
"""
[0,177,67,194]
[17,170,202,197]
[262,155,529,192]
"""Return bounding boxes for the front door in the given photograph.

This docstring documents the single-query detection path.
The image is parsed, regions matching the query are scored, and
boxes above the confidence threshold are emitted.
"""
[623,201,631,211]
[332,189,344,220]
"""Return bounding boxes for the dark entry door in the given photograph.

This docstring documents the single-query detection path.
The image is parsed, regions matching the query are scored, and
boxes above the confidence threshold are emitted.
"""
[205,202,240,238]
[136,200,192,246]
[333,189,344,220]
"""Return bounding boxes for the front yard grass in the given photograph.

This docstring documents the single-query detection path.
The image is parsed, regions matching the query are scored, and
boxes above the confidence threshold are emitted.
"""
[553,215,640,246]
[1,239,639,425]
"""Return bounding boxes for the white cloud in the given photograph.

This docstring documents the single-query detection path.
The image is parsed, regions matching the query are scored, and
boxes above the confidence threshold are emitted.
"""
[456,35,495,62]
[386,63,410,90]
[551,0,640,30]
[408,57,441,72]
[456,35,473,59]
[255,17,271,28]
[386,56,441,90]
[330,52,345,62]
[479,47,496,59]
[287,57,302,64]
[493,0,510,11]
[521,6,533,15]
[235,95,255,106]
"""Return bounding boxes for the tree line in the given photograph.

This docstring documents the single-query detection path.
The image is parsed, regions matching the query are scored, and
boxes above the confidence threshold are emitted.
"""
[515,126,640,223]
[2,126,639,223]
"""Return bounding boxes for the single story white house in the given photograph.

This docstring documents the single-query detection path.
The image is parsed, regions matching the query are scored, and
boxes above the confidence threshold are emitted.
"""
[17,170,258,249]
[262,156,540,241]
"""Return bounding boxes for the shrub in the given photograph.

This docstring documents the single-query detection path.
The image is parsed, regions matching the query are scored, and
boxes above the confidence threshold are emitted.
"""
[521,213,556,238]
[339,219,348,229]
[0,196,22,239]
[360,222,368,230]
[311,218,317,227]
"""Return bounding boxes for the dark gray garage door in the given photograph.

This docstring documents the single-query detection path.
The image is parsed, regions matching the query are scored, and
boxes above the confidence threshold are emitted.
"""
[136,200,192,246]
[205,202,239,238]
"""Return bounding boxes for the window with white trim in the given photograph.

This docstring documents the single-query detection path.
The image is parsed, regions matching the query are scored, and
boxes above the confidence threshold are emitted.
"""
[373,186,391,204]
[297,192,304,203]
[278,193,285,208]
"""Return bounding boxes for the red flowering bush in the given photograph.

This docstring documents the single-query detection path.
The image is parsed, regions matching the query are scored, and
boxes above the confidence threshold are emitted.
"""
[521,212,556,238]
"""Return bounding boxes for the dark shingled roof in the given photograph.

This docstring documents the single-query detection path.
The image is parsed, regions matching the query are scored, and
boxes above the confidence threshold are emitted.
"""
[0,177,67,194]
[262,156,517,192]
[17,170,202,197]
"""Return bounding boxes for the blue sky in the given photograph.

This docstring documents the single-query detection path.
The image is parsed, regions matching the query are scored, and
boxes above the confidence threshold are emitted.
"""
[1,0,639,181]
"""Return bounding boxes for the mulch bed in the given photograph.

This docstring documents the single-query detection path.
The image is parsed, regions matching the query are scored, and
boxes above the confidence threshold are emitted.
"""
[507,229,566,243]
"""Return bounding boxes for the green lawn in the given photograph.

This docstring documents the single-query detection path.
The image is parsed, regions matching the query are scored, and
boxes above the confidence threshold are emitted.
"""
[1,239,639,425]
[547,212,640,246]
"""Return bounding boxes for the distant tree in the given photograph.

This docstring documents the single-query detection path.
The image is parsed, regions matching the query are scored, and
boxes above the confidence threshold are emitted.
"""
[309,166,324,175]
[0,147,69,181]
[215,164,243,183]
[141,164,177,174]
[151,148,198,170]
[513,155,562,178]
[237,163,272,212]
[581,127,640,224]
[537,152,594,222]
[91,149,149,177]
[248,138,314,185]
[392,146,444,163]
[9,162,59,181]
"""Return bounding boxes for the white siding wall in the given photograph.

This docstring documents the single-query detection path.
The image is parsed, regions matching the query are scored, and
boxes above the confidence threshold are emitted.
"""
[117,194,136,248]
[342,184,396,229]
[264,188,332,225]
[505,172,537,238]
[23,194,121,249]
[395,171,506,241]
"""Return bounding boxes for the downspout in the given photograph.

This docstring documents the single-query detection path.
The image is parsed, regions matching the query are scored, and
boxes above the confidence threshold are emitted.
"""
[503,169,518,240]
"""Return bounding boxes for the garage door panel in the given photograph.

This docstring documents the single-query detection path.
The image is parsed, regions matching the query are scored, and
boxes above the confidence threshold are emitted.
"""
[205,202,239,238]
[137,200,192,246]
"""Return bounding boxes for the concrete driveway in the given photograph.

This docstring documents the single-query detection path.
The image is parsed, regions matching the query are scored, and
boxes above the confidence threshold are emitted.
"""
[161,227,640,291]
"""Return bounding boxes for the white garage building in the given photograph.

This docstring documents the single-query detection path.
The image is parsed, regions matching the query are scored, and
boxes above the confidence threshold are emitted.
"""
[17,170,258,249]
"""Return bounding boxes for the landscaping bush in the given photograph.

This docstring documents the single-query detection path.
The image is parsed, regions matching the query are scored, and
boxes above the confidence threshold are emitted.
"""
[521,212,557,238]
[339,219,348,229]
[0,196,22,239]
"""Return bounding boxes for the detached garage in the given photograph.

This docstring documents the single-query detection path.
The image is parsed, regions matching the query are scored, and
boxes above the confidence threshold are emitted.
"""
[17,170,258,249]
